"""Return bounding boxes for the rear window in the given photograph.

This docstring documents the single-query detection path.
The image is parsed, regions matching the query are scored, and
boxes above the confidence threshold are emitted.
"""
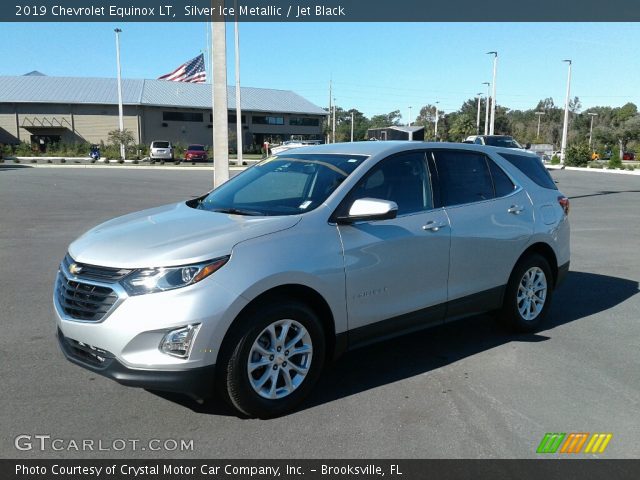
[188,145,205,151]
[152,141,170,148]
[498,152,557,190]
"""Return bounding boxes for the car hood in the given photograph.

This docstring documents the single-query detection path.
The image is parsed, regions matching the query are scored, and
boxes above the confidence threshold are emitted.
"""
[68,202,300,268]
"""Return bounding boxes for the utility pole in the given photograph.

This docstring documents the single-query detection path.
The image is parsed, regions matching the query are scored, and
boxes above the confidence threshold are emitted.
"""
[233,6,242,166]
[487,51,498,135]
[482,82,490,135]
[332,97,336,144]
[328,79,332,143]
[350,111,354,142]
[434,102,440,141]
[560,59,572,164]
[114,28,125,160]
[535,111,545,139]
[212,8,229,187]
[588,112,598,149]
[475,93,482,135]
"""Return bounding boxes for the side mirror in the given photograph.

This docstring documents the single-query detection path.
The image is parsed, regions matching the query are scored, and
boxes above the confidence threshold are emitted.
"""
[336,198,398,224]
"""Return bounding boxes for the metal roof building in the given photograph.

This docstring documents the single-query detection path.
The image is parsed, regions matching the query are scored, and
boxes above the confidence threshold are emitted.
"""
[0,75,327,151]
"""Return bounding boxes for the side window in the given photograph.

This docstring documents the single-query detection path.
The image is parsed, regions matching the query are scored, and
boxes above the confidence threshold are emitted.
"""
[345,151,432,216]
[432,151,494,206]
[474,138,483,145]
[488,159,516,197]
[497,152,558,190]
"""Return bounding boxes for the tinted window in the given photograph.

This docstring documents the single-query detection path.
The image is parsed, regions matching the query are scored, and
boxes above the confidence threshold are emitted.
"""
[433,151,494,206]
[498,152,557,190]
[483,136,523,148]
[187,145,205,151]
[162,111,203,122]
[488,159,516,197]
[152,141,169,148]
[345,151,432,216]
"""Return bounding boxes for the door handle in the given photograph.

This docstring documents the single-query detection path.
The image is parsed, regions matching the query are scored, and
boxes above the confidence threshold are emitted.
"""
[422,221,447,232]
[508,205,524,215]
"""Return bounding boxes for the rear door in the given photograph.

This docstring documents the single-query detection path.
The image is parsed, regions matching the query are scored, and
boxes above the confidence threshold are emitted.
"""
[429,149,533,314]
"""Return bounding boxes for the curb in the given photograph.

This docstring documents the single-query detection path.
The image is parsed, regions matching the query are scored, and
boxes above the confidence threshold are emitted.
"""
[1,163,248,171]
[563,166,640,176]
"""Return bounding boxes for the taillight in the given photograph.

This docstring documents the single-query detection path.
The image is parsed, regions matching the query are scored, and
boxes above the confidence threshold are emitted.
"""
[558,196,570,215]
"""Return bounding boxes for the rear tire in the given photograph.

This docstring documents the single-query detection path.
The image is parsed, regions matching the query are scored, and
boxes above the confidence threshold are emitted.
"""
[499,254,553,332]
[217,300,326,418]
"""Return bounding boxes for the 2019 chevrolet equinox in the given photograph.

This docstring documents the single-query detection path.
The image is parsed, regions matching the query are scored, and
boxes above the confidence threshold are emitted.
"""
[54,142,570,418]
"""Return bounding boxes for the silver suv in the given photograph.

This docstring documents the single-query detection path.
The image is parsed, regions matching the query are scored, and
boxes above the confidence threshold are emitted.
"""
[54,142,570,418]
[149,141,174,160]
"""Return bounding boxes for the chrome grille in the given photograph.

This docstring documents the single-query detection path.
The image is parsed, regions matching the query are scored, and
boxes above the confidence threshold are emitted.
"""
[56,273,118,321]
[63,254,132,282]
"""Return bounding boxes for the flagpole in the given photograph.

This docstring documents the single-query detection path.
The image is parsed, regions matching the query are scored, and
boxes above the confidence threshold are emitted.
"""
[234,1,243,166]
[212,3,229,187]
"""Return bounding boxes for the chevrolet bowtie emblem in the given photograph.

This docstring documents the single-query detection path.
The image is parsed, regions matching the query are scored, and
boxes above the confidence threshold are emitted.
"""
[69,263,83,275]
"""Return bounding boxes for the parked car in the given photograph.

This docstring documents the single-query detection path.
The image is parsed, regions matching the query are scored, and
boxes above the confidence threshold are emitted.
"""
[54,142,570,418]
[463,135,528,150]
[185,144,208,162]
[622,151,635,161]
[150,141,174,161]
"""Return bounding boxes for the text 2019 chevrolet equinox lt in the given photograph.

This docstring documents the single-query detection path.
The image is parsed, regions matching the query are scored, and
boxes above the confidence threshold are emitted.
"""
[54,142,570,418]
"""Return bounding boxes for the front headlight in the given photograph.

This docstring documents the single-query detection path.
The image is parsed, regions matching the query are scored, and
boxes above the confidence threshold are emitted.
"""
[121,256,229,296]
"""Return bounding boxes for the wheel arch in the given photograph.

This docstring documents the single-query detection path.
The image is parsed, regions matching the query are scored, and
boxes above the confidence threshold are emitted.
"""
[219,284,338,366]
[516,242,559,287]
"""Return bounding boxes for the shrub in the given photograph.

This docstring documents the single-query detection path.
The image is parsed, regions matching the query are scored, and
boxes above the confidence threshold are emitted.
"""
[30,159,37,164]
[47,159,52,164]
[60,158,66,163]
[550,155,560,165]
[565,144,590,167]
[117,159,125,164]
[104,159,110,164]
[174,160,181,165]
[132,159,139,164]
[607,156,622,170]
[15,142,33,157]
[13,159,20,164]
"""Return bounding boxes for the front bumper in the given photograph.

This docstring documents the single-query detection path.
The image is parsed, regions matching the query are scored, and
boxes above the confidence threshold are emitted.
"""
[57,328,215,397]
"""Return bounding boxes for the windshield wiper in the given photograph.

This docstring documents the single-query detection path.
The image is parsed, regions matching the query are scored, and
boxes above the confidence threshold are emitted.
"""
[212,207,265,216]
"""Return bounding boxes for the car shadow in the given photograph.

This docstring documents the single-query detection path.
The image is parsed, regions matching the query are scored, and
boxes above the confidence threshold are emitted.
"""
[151,271,638,417]
[0,163,34,171]
[570,190,640,200]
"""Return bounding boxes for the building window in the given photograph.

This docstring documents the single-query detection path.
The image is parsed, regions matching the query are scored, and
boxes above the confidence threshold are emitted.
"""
[215,114,246,123]
[162,111,203,122]
[289,117,320,126]
[252,116,284,125]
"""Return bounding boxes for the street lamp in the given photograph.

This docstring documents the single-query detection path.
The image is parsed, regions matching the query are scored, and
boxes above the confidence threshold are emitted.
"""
[408,106,412,126]
[486,51,498,135]
[114,28,125,160]
[588,112,598,149]
[434,101,440,141]
[476,93,483,135]
[560,59,572,163]
[482,81,490,135]
[535,111,545,139]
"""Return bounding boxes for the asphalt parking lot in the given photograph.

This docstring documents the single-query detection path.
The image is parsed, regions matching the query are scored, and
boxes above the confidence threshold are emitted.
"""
[0,165,638,459]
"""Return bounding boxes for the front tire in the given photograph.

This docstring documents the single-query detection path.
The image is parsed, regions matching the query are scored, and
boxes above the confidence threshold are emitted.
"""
[218,300,326,418]
[499,254,553,332]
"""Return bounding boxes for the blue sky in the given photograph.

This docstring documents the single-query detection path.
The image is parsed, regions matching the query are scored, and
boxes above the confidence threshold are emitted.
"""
[2,22,640,119]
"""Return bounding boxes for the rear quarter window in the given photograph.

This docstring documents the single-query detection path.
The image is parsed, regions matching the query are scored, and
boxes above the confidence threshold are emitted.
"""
[497,152,557,190]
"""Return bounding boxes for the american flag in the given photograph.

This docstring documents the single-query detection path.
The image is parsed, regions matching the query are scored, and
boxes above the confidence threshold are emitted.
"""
[158,54,207,83]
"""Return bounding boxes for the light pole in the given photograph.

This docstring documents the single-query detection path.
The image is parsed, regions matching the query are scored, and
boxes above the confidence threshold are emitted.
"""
[487,51,498,135]
[475,93,482,135]
[332,97,336,143]
[535,111,545,139]
[482,81,490,135]
[350,111,354,142]
[434,101,440,141]
[588,112,598,149]
[560,59,572,163]
[212,12,229,187]
[408,106,412,126]
[114,28,125,160]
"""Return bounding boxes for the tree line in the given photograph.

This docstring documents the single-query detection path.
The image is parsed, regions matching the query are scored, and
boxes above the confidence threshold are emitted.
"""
[327,98,640,153]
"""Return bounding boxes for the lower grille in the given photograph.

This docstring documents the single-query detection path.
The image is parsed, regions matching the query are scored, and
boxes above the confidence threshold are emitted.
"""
[56,273,118,321]
[59,330,114,367]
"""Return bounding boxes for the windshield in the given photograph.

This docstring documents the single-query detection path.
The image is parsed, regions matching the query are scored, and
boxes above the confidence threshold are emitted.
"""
[484,137,523,149]
[152,141,170,148]
[194,153,368,216]
[188,145,205,151]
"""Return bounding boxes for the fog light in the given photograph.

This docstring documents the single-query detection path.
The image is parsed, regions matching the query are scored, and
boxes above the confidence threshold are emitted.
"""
[160,324,201,358]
